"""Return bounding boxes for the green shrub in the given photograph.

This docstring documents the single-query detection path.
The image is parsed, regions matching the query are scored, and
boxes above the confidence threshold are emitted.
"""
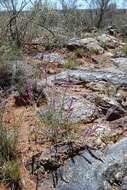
[101,42,108,50]
[74,48,84,57]
[39,105,71,144]
[1,160,21,188]
[0,58,12,89]
[122,43,127,55]
[64,59,77,69]
[0,112,18,161]
[90,47,99,55]
[7,43,22,60]
[0,129,18,163]
[0,42,22,61]
[0,42,26,91]
[38,90,79,145]
[39,89,79,145]
[0,113,21,189]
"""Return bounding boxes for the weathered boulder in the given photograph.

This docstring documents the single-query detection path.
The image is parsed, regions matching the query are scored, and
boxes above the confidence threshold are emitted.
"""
[110,116,127,130]
[43,53,65,65]
[112,51,126,58]
[42,68,127,87]
[95,95,126,121]
[112,57,127,72]
[57,138,127,190]
[66,38,104,54]
[97,34,121,49]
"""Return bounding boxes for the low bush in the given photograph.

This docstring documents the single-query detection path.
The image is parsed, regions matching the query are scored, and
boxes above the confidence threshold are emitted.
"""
[74,48,85,57]
[0,42,22,61]
[121,43,127,55]
[0,59,12,89]
[0,112,21,189]
[90,47,100,55]
[1,160,21,189]
[64,58,77,69]
[0,43,23,90]
[0,53,38,106]
[100,42,108,50]
[37,88,80,145]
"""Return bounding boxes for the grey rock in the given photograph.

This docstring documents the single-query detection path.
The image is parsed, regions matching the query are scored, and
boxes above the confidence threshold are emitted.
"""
[45,68,127,87]
[104,162,127,186]
[112,51,126,58]
[57,139,127,190]
[105,106,125,121]
[112,58,127,72]
[110,116,127,130]
[43,53,65,65]
[95,95,126,121]
[97,34,121,48]
[66,38,104,54]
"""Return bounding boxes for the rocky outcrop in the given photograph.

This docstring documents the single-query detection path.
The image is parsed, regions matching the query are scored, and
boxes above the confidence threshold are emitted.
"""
[95,94,126,121]
[66,38,104,54]
[112,57,127,72]
[97,34,121,49]
[66,34,121,53]
[57,138,127,190]
[39,68,127,87]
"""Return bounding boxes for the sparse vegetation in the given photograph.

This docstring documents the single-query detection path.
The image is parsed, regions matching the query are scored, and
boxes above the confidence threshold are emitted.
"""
[1,160,21,189]
[0,59,12,90]
[90,47,100,55]
[64,58,77,69]
[0,111,21,189]
[38,89,80,145]
[74,48,85,57]
[0,0,127,189]
[100,41,108,50]
[122,43,127,55]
